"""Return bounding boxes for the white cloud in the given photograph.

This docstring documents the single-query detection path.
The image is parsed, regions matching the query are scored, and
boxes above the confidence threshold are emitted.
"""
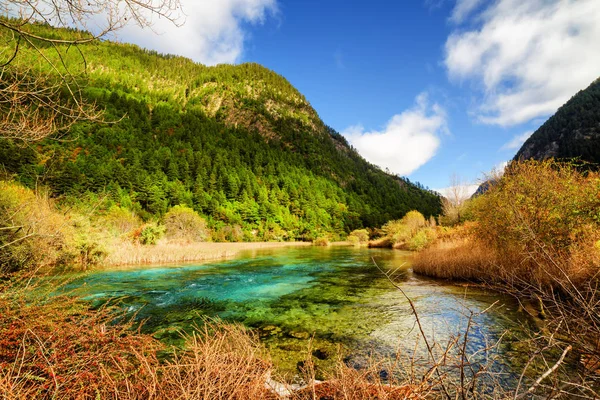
[450,0,484,23]
[500,130,532,151]
[493,160,509,173]
[342,93,447,176]
[115,0,277,65]
[445,0,600,126]
[434,184,480,199]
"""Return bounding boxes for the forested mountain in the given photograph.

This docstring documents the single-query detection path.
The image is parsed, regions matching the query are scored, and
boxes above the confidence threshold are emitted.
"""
[515,78,600,165]
[0,21,441,241]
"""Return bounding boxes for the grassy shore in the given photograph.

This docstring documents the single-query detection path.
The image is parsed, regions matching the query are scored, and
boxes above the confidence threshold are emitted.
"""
[0,280,424,399]
[102,241,313,267]
[411,161,600,397]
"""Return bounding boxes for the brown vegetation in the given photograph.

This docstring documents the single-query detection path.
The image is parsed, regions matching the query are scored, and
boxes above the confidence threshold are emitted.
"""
[0,276,432,399]
[413,160,600,397]
[412,237,496,281]
[312,237,330,247]
[103,241,312,267]
[0,282,277,399]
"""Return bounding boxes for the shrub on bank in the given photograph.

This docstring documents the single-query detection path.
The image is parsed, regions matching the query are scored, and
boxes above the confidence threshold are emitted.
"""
[374,210,436,250]
[100,205,142,236]
[137,223,166,245]
[0,181,72,274]
[164,205,210,242]
[348,229,369,246]
[413,160,600,386]
[473,160,600,287]
[406,228,436,251]
[213,224,244,242]
[313,237,330,246]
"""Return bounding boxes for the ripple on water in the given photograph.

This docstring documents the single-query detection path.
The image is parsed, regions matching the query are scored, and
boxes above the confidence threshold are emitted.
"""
[61,247,535,382]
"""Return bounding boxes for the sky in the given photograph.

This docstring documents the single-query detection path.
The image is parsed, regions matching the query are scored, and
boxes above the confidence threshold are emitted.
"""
[112,0,600,193]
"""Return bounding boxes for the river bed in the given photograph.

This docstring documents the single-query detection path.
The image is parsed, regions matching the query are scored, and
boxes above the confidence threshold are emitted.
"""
[62,246,536,384]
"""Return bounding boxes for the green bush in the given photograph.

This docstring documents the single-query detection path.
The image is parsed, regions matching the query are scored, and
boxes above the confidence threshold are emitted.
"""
[348,229,369,244]
[163,205,209,242]
[74,233,107,269]
[139,223,165,245]
[407,228,434,251]
[101,205,141,235]
[347,235,360,246]
[213,224,244,242]
[382,220,412,244]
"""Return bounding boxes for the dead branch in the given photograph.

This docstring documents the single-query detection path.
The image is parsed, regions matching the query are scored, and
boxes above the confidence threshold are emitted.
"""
[0,0,183,142]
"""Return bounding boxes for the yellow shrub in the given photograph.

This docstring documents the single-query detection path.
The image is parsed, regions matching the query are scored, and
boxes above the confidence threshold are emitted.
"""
[100,205,141,236]
[348,229,369,244]
[313,237,330,246]
[164,205,209,242]
[0,181,72,273]
[473,160,600,286]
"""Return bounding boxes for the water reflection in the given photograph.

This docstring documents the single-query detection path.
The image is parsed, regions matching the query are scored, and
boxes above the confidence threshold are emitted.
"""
[63,247,533,381]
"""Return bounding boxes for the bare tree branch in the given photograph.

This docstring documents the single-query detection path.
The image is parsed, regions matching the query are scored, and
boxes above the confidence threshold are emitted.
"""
[0,0,183,143]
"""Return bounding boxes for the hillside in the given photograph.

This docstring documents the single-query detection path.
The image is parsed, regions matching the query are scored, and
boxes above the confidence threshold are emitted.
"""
[0,21,441,241]
[515,78,600,165]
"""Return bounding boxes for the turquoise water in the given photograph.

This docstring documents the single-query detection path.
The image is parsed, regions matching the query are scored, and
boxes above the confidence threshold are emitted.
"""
[62,246,533,379]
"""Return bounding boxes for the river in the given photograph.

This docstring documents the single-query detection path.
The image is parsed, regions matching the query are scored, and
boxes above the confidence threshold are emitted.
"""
[62,246,536,385]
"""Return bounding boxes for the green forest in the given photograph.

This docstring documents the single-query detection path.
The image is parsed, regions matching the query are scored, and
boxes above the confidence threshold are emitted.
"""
[0,20,441,242]
[515,78,600,165]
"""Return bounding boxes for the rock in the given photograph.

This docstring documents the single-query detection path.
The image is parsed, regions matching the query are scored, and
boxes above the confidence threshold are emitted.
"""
[289,331,310,339]
[152,326,183,340]
[278,343,303,352]
[260,325,282,336]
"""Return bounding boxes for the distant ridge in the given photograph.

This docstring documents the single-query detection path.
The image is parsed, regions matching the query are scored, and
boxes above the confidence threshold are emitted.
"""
[473,77,600,197]
[0,21,441,239]
[514,78,600,167]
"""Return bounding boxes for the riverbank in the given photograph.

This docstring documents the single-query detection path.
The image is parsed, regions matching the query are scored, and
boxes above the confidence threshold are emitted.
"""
[102,241,313,267]
[1,249,428,399]
[410,161,600,395]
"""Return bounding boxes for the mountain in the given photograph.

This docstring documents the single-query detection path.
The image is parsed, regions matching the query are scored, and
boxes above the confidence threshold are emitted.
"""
[0,21,441,241]
[514,78,600,165]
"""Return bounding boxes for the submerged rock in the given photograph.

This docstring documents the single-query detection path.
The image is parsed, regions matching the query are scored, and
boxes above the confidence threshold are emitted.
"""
[289,331,310,339]
[260,325,282,336]
[312,348,330,360]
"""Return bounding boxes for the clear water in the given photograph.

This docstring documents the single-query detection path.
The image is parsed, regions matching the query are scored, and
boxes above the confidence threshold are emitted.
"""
[61,247,534,380]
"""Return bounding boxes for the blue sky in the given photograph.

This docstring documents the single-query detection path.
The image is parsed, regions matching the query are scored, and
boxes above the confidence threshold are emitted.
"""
[115,0,600,193]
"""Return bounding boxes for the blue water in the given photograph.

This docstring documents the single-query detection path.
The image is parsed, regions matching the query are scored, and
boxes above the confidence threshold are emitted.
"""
[61,246,534,378]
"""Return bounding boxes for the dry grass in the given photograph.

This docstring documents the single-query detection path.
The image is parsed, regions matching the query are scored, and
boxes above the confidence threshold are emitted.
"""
[411,161,600,397]
[0,279,275,399]
[0,277,430,400]
[368,237,393,248]
[0,181,74,274]
[0,280,162,399]
[412,237,497,281]
[312,237,330,247]
[103,240,311,267]
[149,323,275,400]
[293,366,424,399]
